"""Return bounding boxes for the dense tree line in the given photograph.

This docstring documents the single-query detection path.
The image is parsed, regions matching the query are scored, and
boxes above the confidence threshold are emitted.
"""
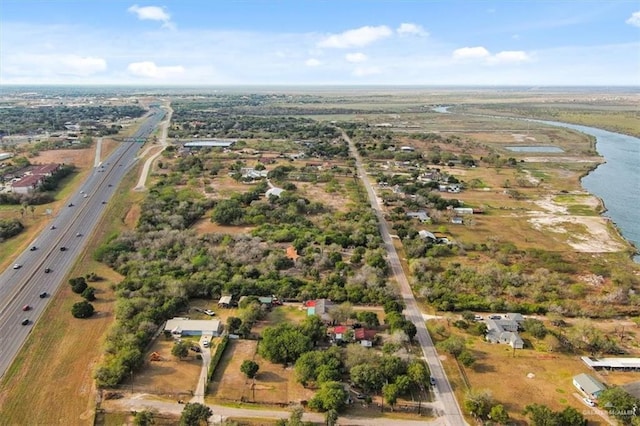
[0,105,145,135]
[0,218,24,241]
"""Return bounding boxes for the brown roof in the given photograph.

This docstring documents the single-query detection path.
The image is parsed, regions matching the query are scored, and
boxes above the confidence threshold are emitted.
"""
[29,164,59,175]
[354,328,377,341]
[13,175,42,188]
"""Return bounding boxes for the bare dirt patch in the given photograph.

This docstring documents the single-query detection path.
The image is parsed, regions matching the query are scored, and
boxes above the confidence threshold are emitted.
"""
[208,339,314,406]
[31,147,95,168]
[124,338,202,397]
[193,218,255,235]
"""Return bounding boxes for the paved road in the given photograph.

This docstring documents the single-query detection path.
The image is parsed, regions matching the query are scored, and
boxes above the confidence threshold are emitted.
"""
[0,107,167,379]
[135,102,173,191]
[342,130,468,426]
[105,393,448,426]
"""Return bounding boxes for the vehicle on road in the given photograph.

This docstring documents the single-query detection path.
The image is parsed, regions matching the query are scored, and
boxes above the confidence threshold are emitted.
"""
[60,246,67,251]
[21,319,29,326]
[30,246,37,251]
[68,203,74,207]
[583,397,595,407]
[13,264,22,269]
[83,194,88,198]
[76,233,82,237]
[101,201,107,204]
[22,305,31,311]
[202,340,210,348]
[44,268,51,273]
[50,225,56,230]
[39,292,48,298]
[430,376,436,386]
[204,309,215,316]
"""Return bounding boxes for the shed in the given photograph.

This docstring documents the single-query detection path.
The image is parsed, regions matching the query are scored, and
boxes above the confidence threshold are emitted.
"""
[266,187,284,198]
[573,373,606,399]
[218,295,233,308]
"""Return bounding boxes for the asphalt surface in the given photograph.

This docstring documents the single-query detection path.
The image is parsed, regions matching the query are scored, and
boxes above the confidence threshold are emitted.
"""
[0,107,166,379]
[342,130,468,426]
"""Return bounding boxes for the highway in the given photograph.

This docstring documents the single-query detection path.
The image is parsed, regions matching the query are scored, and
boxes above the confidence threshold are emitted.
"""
[342,130,468,426]
[0,107,166,379]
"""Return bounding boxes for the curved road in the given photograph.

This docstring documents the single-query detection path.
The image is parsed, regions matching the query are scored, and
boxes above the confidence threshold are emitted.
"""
[0,107,166,379]
[342,130,468,426]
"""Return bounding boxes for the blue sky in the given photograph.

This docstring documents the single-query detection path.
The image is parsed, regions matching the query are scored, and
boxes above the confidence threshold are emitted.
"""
[1,0,639,85]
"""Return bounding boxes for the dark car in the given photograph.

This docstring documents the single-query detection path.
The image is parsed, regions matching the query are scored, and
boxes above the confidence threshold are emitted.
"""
[101,201,107,204]
[21,318,29,326]
[68,203,74,207]
[108,184,112,187]
[50,225,56,230]
[30,246,37,251]
[44,268,51,273]
[190,346,202,353]
[39,292,47,298]
[60,246,67,251]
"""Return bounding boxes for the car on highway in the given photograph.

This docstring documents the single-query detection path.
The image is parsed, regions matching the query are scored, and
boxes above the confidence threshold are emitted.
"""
[108,184,112,187]
[68,203,74,207]
[60,246,67,252]
[83,194,88,198]
[50,225,56,230]
[30,246,37,251]
[39,292,48,298]
[44,268,51,273]
[76,233,82,237]
[101,201,107,204]
[13,264,22,269]
[21,319,29,326]
[22,305,31,311]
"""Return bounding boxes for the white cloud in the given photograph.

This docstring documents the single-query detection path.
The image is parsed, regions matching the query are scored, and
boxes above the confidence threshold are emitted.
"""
[489,50,531,64]
[305,58,321,67]
[352,66,381,77]
[626,11,640,27]
[128,5,174,29]
[127,61,184,79]
[396,23,428,37]
[452,46,491,60]
[345,52,367,63]
[318,25,392,48]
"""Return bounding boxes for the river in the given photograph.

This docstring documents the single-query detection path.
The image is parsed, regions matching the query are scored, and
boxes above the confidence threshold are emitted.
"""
[534,120,640,262]
[433,107,640,262]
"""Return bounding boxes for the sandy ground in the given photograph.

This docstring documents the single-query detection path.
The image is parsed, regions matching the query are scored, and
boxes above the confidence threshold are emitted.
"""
[528,195,626,252]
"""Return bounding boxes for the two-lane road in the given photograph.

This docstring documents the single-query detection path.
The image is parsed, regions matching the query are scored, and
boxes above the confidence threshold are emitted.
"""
[0,107,166,379]
[342,130,467,426]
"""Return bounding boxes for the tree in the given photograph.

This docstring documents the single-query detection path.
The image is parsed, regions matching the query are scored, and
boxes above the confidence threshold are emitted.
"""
[557,406,587,426]
[523,403,558,426]
[524,318,548,339]
[308,381,347,412]
[70,276,88,294]
[172,340,190,360]
[598,387,640,425]
[300,315,327,344]
[464,389,493,419]
[458,350,476,367]
[71,301,95,318]
[240,360,260,379]
[179,402,212,426]
[329,302,353,324]
[133,410,155,426]
[437,335,466,358]
[350,363,384,394]
[81,286,96,301]
[401,321,417,342]
[259,323,312,365]
[407,359,429,388]
[356,311,379,327]
[212,199,244,225]
[382,383,400,409]
[489,404,509,424]
[226,316,242,334]
[325,408,339,426]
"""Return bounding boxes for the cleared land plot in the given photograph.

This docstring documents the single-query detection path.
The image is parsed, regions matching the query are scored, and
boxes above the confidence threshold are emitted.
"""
[124,338,202,397]
[208,339,314,405]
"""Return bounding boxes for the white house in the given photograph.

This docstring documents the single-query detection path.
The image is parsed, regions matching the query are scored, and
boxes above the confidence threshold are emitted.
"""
[164,317,222,337]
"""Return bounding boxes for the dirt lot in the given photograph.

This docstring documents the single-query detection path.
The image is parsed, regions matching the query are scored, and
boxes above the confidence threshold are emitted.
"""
[125,338,202,398]
[208,339,315,405]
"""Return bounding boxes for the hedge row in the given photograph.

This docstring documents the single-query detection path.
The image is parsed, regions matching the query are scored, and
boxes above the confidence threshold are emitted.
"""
[207,335,229,383]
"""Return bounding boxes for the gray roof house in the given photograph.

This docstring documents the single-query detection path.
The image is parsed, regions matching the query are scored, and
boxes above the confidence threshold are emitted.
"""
[486,318,524,349]
[164,317,222,337]
[573,373,606,399]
